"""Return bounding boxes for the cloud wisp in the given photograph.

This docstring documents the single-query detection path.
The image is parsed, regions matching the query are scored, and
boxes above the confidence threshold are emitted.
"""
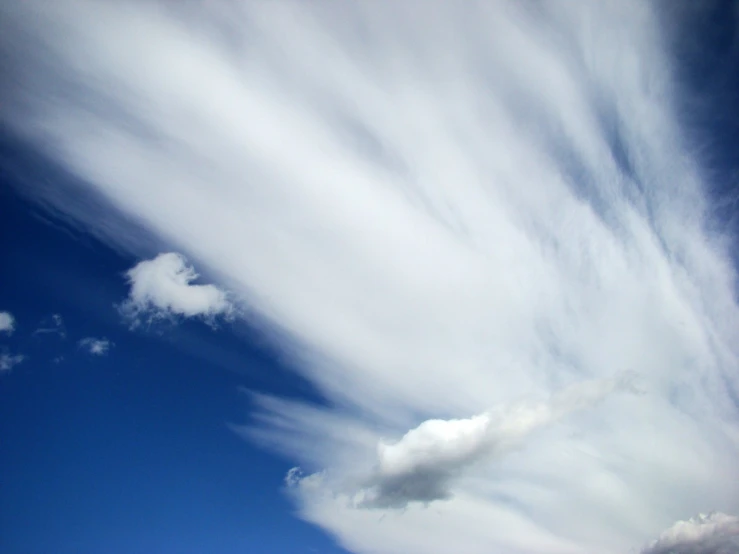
[1,1,739,552]
[32,314,66,339]
[78,337,113,356]
[0,311,15,335]
[119,253,232,326]
[0,351,25,373]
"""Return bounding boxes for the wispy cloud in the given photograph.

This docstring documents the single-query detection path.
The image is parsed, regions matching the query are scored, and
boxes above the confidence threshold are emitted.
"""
[33,314,66,339]
[0,311,15,335]
[78,337,113,356]
[0,351,25,373]
[1,1,738,552]
[119,253,232,326]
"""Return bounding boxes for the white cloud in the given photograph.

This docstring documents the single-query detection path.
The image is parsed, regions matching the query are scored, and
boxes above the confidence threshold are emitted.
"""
[641,512,739,554]
[351,373,640,509]
[119,253,232,324]
[2,1,739,553]
[78,337,113,356]
[0,311,15,335]
[0,352,25,372]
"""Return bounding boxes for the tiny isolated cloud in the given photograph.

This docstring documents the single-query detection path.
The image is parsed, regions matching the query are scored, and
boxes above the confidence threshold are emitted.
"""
[0,311,16,335]
[0,351,26,373]
[78,337,113,356]
[119,253,233,325]
[641,512,739,554]
[33,313,66,339]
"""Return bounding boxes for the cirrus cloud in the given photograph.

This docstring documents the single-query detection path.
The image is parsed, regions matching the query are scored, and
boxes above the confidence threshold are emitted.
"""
[1,1,738,553]
[32,313,66,339]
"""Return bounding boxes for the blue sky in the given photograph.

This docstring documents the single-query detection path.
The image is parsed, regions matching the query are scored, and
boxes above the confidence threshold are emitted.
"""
[0,188,349,553]
[1,1,739,554]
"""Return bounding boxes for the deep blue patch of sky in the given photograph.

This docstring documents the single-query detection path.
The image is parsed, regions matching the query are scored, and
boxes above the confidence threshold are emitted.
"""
[664,0,739,251]
[0,169,347,554]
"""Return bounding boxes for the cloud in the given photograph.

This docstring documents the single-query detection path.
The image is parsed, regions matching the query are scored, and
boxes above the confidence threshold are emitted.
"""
[350,373,641,509]
[0,351,25,372]
[0,311,15,335]
[641,512,739,554]
[33,313,66,339]
[119,253,232,325]
[2,1,739,553]
[78,337,113,356]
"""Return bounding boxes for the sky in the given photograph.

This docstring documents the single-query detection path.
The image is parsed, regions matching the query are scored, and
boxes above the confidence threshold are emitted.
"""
[1,1,739,554]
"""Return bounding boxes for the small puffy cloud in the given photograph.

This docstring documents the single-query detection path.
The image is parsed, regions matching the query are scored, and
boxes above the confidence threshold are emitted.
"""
[0,351,26,372]
[0,311,16,335]
[641,512,739,554]
[120,253,233,325]
[78,337,113,356]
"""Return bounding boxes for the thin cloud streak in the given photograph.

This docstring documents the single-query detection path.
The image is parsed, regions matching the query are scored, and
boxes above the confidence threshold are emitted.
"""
[1,1,738,553]
[32,314,66,339]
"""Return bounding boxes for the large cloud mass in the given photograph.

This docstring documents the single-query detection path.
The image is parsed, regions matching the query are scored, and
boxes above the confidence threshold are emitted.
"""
[1,1,738,553]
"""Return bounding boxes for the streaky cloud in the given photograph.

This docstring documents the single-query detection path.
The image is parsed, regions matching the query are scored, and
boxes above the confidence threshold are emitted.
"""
[32,313,66,339]
[1,1,738,553]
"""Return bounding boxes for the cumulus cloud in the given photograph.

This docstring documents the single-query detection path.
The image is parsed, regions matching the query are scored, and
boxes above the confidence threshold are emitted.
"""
[0,311,15,335]
[641,512,739,554]
[78,337,113,356]
[119,253,232,325]
[2,1,739,553]
[0,351,25,372]
[352,373,640,509]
